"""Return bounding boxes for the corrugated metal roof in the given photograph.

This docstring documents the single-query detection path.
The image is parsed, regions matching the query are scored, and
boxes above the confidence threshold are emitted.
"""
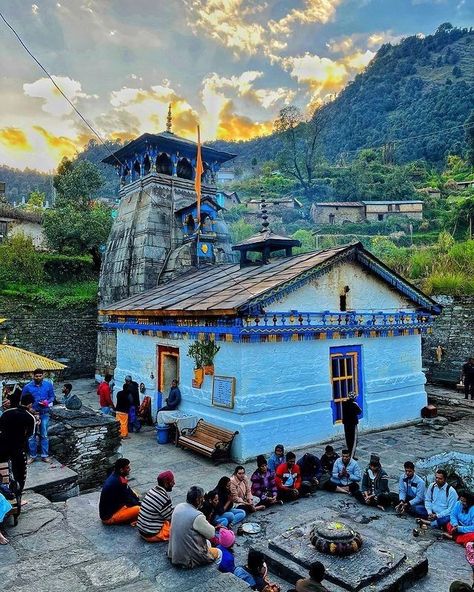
[101,245,352,315]
[315,202,364,207]
[0,345,66,374]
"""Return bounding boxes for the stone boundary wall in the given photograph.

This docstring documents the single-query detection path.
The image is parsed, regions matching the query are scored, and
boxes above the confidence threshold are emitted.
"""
[0,296,98,378]
[422,295,474,380]
[49,406,121,491]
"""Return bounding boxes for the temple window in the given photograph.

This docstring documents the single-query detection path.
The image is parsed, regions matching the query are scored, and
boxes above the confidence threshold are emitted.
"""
[156,153,172,175]
[185,214,195,234]
[177,157,193,180]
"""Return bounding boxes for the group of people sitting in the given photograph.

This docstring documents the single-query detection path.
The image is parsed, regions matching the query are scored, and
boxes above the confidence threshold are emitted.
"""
[98,444,474,591]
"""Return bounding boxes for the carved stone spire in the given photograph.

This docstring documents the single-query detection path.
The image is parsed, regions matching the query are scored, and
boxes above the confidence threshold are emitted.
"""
[166,103,172,133]
[260,188,269,232]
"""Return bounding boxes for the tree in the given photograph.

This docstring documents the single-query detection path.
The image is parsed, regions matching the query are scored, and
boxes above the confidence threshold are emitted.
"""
[24,190,45,212]
[465,111,474,166]
[45,159,111,267]
[274,106,323,201]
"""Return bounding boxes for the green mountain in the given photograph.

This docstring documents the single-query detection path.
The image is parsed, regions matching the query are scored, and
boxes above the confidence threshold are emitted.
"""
[212,24,474,168]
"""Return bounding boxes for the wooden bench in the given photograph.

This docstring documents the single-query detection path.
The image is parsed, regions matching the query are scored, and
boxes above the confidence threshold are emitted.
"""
[178,419,238,463]
[0,461,20,526]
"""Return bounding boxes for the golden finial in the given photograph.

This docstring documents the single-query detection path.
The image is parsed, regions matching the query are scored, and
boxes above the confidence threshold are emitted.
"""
[166,103,172,133]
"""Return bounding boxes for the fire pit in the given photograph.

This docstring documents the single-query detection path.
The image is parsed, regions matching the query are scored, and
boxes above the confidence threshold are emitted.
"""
[310,521,363,556]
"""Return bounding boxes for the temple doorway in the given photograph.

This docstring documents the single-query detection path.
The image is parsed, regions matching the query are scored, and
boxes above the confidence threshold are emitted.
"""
[157,345,179,398]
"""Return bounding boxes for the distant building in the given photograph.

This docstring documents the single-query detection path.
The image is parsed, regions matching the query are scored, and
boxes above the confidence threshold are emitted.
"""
[215,190,241,210]
[311,200,423,225]
[246,197,302,212]
[0,203,45,247]
[455,180,474,190]
[417,187,441,199]
[216,165,235,184]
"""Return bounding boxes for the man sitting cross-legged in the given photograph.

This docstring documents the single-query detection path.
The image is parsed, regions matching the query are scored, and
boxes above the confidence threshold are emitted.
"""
[354,454,391,510]
[137,470,175,542]
[99,458,140,525]
[395,461,428,518]
[418,468,458,529]
[275,451,302,501]
[324,449,361,495]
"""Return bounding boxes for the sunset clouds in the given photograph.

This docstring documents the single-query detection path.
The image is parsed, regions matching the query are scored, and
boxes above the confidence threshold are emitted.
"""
[0,0,471,171]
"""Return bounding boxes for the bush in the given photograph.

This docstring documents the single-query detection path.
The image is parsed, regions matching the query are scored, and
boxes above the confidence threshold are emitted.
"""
[409,250,435,278]
[423,273,474,296]
[0,233,44,285]
[39,254,96,282]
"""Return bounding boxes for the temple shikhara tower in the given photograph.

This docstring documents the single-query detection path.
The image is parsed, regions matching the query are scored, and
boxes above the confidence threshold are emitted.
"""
[97,117,236,374]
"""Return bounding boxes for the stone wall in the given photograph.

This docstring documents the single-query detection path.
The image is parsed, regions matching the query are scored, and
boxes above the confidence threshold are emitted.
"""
[422,295,474,381]
[0,295,97,378]
[49,406,121,491]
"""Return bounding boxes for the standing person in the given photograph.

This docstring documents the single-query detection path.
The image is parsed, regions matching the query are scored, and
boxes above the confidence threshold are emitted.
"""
[275,452,302,501]
[354,455,391,510]
[324,449,361,495]
[395,461,427,517]
[341,392,361,460]
[97,374,115,415]
[445,491,474,545]
[168,485,222,568]
[22,369,55,464]
[0,393,36,495]
[99,458,140,525]
[419,469,458,529]
[251,455,281,508]
[124,375,141,433]
[230,465,264,513]
[158,379,181,412]
[268,444,285,474]
[115,386,131,439]
[462,358,474,401]
[297,453,323,495]
[137,470,175,542]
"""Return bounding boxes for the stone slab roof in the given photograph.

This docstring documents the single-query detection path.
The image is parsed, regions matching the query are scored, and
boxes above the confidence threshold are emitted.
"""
[100,242,440,316]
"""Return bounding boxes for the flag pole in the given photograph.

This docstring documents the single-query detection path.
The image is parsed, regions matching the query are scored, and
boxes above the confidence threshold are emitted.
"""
[194,124,203,267]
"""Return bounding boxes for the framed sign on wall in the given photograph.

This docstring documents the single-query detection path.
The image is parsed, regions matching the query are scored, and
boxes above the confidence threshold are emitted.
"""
[212,375,236,409]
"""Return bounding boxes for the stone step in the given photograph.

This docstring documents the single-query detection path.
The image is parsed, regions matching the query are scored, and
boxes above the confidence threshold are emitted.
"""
[24,457,79,501]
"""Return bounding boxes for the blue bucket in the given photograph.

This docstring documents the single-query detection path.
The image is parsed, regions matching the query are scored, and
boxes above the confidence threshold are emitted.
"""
[156,425,169,444]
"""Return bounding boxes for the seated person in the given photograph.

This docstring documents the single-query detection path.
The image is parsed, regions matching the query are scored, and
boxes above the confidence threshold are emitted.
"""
[395,461,427,517]
[137,470,174,542]
[445,491,474,545]
[168,486,221,568]
[297,453,323,495]
[99,458,140,525]
[288,561,329,592]
[234,549,280,592]
[230,466,265,513]
[275,452,302,501]
[320,445,339,474]
[216,528,236,574]
[324,449,361,494]
[158,380,181,412]
[418,469,458,529]
[250,455,281,507]
[354,454,391,510]
[268,444,285,474]
[449,542,474,591]
[214,477,246,527]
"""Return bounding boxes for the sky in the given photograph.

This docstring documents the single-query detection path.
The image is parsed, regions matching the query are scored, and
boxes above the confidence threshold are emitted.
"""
[0,0,472,172]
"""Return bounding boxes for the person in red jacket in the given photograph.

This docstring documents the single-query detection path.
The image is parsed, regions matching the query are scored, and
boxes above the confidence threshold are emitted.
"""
[97,374,115,414]
[275,452,302,501]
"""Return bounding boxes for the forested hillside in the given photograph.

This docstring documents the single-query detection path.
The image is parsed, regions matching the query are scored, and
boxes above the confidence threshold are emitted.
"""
[212,24,474,168]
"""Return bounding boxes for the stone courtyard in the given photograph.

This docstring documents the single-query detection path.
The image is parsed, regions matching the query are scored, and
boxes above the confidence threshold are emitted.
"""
[1,379,473,592]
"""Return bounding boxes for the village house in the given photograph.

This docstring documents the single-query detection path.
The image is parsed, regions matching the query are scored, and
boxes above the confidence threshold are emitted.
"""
[0,203,45,247]
[215,190,241,210]
[311,200,423,225]
[216,164,235,184]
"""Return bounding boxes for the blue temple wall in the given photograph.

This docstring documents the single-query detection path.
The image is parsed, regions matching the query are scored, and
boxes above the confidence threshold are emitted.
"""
[114,329,426,461]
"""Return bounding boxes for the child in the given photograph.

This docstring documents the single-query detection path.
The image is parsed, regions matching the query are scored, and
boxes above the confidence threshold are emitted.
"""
[216,527,235,573]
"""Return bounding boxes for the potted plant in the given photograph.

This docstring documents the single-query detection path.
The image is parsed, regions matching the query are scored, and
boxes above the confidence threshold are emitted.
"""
[202,340,220,375]
[187,341,204,387]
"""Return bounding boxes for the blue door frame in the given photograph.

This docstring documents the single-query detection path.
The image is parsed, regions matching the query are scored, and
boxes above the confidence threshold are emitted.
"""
[329,345,363,424]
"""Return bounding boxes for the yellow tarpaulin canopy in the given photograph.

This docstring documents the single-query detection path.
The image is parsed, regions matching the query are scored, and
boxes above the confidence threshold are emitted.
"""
[0,344,66,374]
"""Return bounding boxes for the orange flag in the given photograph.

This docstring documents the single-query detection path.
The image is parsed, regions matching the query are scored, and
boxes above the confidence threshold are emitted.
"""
[195,125,203,228]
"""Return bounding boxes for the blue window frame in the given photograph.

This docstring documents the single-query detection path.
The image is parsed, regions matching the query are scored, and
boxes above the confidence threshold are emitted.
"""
[330,345,363,424]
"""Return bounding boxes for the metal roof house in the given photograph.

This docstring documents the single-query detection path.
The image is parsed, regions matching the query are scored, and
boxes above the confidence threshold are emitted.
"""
[100,236,440,461]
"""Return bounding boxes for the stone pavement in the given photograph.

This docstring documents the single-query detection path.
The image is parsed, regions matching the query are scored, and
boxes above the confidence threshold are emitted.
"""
[1,378,473,592]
